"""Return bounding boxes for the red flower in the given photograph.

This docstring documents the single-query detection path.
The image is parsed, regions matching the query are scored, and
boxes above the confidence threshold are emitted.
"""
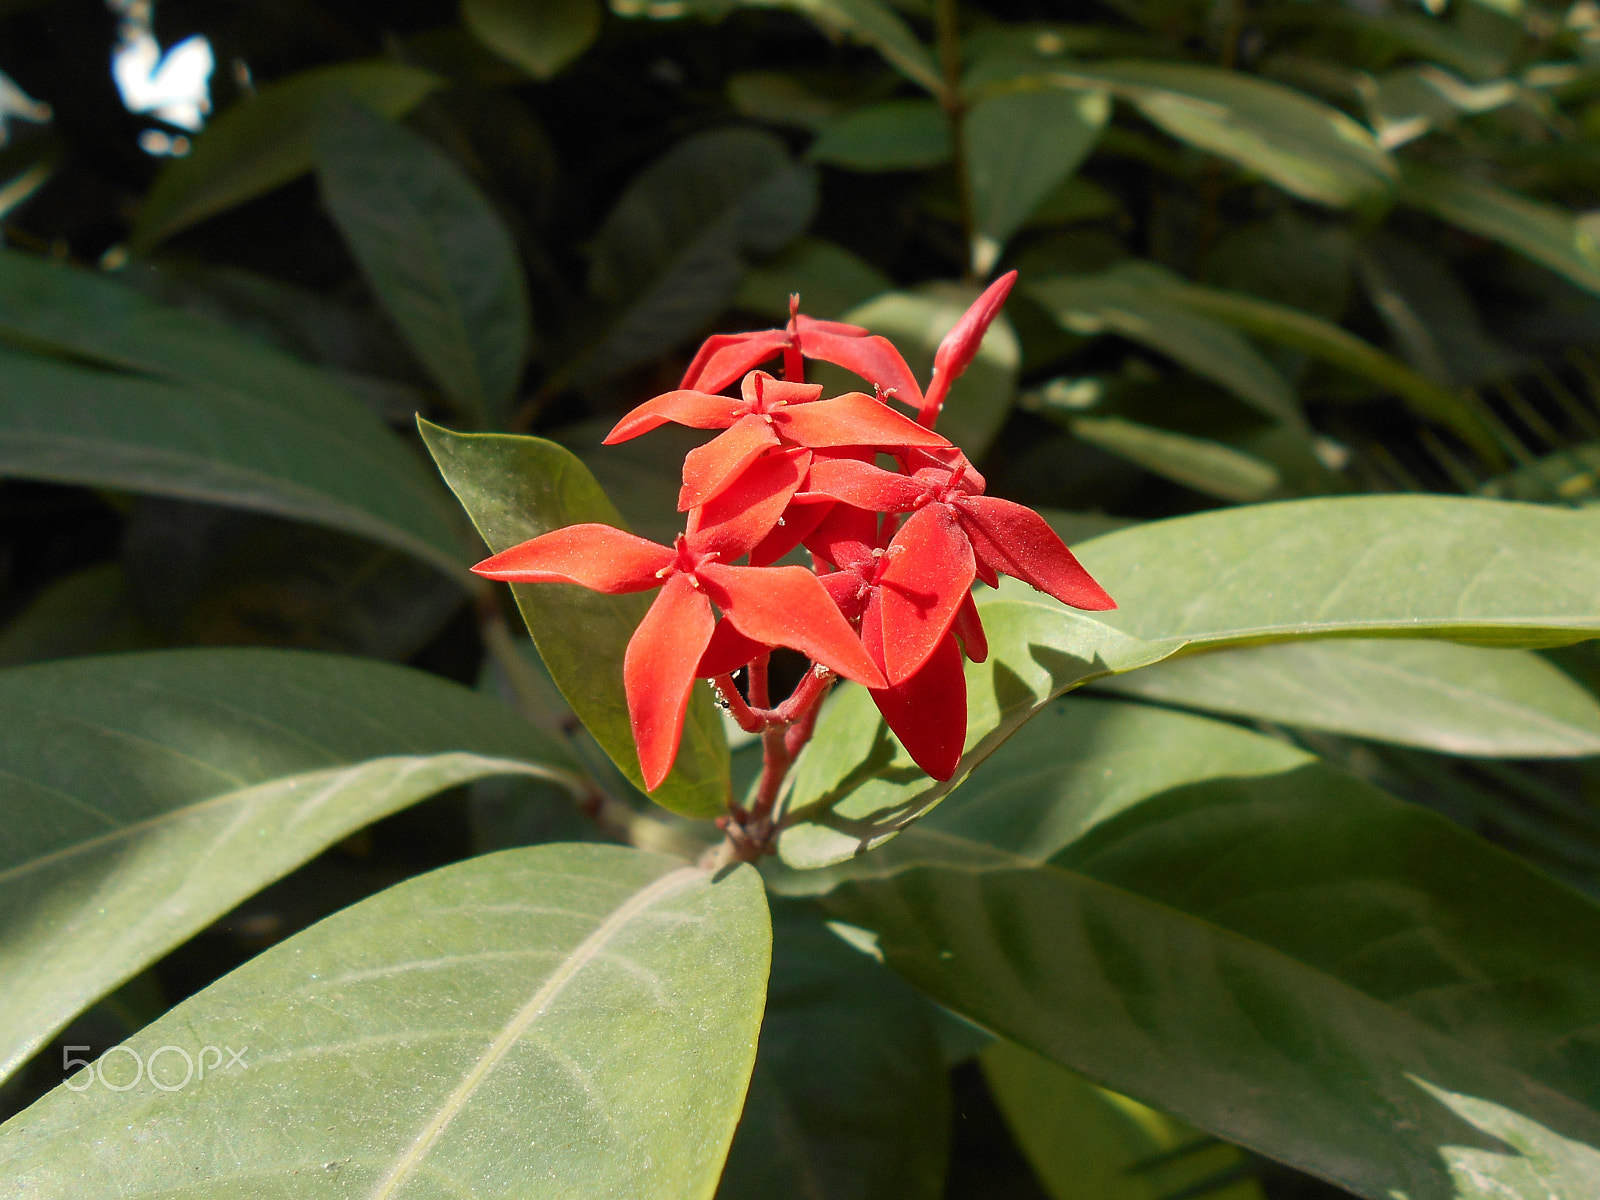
[473,525,885,789]
[919,271,1017,428]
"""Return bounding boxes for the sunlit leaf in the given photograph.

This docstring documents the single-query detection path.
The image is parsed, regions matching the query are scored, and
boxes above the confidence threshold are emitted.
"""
[462,0,603,79]
[1417,1082,1600,1200]
[0,845,771,1200]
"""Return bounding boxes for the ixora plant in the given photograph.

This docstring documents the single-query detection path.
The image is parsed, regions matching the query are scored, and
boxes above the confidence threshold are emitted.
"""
[3,258,1600,1200]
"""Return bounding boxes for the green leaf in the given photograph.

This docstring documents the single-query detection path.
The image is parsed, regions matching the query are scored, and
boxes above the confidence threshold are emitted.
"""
[1480,441,1600,505]
[0,249,472,579]
[1029,270,1302,426]
[819,284,1020,459]
[728,71,846,132]
[982,1041,1263,1200]
[0,844,772,1200]
[717,905,949,1200]
[314,99,531,429]
[1097,639,1600,757]
[807,99,951,171]
[0,562,161,667]
[1023,493,1600,650]
[1417,1082,1600,1200]
[578,128,817,382]
[964,88,1109,273]
[420,420,731,817]
[132,61,442,251]
[970,59,1396,208]
[0,647,583,1085]
[795,697,1600,1200]
[1398,163,1600,298]
[462,0,603,79]
[735,237,892,322]
[1066,415,1282,503]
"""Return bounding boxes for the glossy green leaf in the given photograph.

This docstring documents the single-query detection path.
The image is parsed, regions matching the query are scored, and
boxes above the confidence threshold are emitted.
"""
[807,99,951,171]
[314,99,531,429]
[970,59,1396,207]
[462,0,603,79]
[1399,164,1600,297]
[820,284,1019,459]
[717,905,949,1200]
[795,698,1600,1200]
[1029,271,1301,425]
[0,647,583,1084]
[0,844,772,1200]
[420,420,731,817]
[132,61,441,251]
[1097,639,1600,757]
[578,128,816,382]
[964,88,1109,273]
[736,237,892,322]
[982,1041,1263,1200]
[1066,415,1282,502]
[0,249,472,579]
[1418,1082,1600,1199]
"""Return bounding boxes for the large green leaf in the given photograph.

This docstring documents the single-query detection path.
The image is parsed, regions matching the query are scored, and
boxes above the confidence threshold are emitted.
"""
[969,59,1396,207]
[0,250,471,578]
[1098,639,1600,757]
[792,698,1600,1200]
[420,420,731,817]
[964,88,1109,273]
[314,99,531,429]
[577,128,816,383]
[132,61,442,251]
[982,1041,1263,1200]
[0,648,583,1084]
[1399,164,1600,297]
[717,905,949,1200]
[806,99,952,171]
[462,0,603,79]
[0,844,772,1200]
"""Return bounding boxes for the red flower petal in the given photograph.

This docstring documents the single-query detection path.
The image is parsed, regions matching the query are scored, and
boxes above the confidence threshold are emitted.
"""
[876,503,976,683]
[954,495,1116,610]
[695,618,770,678]
[604,390,742,444]
[776,393,951,449]
[800,329,925,408]
[796,314,868,337]
[803,502,879,570]
[922,271,1018,426]
[624,573,717,790]
[687,447,810,561]
[681,330,791,394]
[699,562,886,688]
[868,631,967,781]
[952,590,989,663]
[678,414,782,510]
[472,524,672,592]
[803,458,927,512]
[742,371,823,408]
[747,495,834,567]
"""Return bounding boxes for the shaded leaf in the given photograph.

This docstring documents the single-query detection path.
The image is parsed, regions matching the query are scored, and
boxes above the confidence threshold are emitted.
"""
[1479,441,1600,505]
[0,647,583,1084]
[807,99,951,171]
[1066,414,1282,503]
[728,71,846,132]
[0,844,771,1200]
[420,420,731,817]
[579,128,817,382]
[736,237,892,322]
[314,99,531,428]
[462,0,603,80]
[132,61,441,251]
[1097,639,1600,757]
[791,697,1600,1200]
[0,562,161,667]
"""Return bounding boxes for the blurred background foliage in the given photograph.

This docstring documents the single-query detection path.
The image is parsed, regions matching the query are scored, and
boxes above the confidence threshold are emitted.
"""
[0,0,1597,1194]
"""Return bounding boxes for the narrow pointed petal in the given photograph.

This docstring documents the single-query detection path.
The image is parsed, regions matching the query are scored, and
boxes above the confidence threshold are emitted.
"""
[748,496,833,567]
[625,573,717,790]
[681,330,791,393]
[678,414,782,510]
[699,563,886,688]
[955,495,1116,610]
[603,390,743,443]
[695,619,770,678]
[932,271,1017,384]
[803,502,879,570]
[952,590,989,663]
[776,393,951,449]
[801,329,924,408]
[877,503,976,684]
[803,458,927,512]
[796,314,868,337]
[687,448,810,560]
[869,633,967,781]
[741,371,823,407]
[472,524,672,592]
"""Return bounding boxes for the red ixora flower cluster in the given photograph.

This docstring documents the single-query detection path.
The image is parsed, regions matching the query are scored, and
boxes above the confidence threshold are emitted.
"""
[474,273,1115,792]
